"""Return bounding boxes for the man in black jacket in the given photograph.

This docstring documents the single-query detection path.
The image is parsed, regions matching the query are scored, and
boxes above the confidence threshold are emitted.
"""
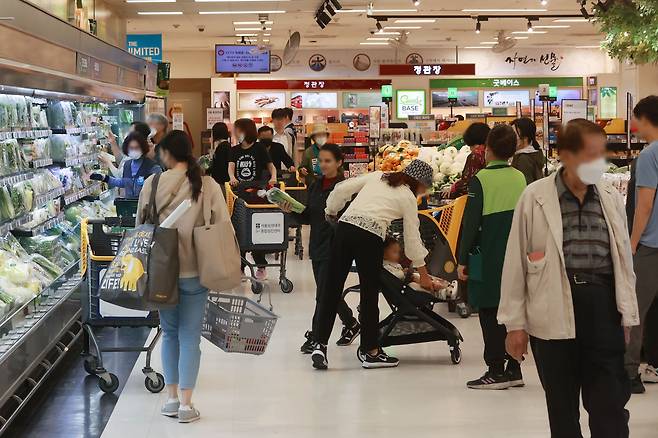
[257,125,295,172]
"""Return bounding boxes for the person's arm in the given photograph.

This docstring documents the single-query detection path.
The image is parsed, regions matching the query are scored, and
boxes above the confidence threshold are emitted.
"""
[630,152,658,253]
[278,144,295,170]
[108,133,123,163]
[267,162,277,185]
[401,193,429,268]
[457,177,484,267]
[325,171,380,216]
[228,162,238,185]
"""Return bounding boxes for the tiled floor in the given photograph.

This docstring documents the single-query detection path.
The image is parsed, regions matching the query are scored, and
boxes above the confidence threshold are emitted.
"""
[101,255,658,438]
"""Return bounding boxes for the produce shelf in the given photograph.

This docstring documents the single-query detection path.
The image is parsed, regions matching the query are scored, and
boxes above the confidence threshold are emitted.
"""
[63,182,101,206]
[0,171,32,187]
[13,212,65,237]
[54,153,98,167]
[29,158,53,169]
[0,130,51,141]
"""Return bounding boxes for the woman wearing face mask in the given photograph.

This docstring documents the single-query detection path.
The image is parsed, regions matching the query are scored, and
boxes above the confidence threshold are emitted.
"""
[228,118,277,188]
[279,144,359,354]
[500,119,638,438]
[511,118,545,185]
[300,124,332,187]
[311,160,436,370]
[90,132,161,198]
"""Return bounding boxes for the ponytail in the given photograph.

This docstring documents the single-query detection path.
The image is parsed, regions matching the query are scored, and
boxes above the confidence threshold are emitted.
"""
[158,130,203,201]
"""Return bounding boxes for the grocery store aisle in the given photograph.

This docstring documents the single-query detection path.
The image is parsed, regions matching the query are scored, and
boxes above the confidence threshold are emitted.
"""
[102,255,658,438]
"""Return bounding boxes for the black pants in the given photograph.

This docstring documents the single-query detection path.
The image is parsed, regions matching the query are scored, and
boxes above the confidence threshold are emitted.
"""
[316,222,384,351]
[531,281,630,438]
[311,259,356,332]
[478,307,519,374]
[241,251,268,269]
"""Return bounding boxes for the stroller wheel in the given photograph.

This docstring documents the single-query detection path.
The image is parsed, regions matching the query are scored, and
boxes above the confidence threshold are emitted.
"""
[280,278,294,294]
[251,281,264,295]
[450,345,462,365]
[356,348,366,363]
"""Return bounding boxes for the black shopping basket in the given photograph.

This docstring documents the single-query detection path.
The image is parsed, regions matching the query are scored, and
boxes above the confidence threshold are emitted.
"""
[79,217,165,394]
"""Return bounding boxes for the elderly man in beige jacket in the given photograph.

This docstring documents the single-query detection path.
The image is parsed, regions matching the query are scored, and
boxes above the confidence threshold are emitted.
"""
[499,119,639,438]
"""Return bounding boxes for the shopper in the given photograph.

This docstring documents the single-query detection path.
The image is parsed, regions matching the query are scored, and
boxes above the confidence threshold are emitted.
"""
[91,132,161,198]
[446,122,490,198]
[457,124,527,389]
[300,123,333,187]
[279,144,359,353]
[207,122,231,185]
[102,122,153,178]
[311,160,435,370]
[272,108,294,156]
[510,118,544,185]
[136,130,227,423]
[146,112,169,166]
[627,95,658,393]
[257,125,295,172]
[500,119,639,438]
[229,118,277,279]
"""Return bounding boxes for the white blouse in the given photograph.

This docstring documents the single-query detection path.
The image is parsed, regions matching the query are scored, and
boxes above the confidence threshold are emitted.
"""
[325,171,429,268]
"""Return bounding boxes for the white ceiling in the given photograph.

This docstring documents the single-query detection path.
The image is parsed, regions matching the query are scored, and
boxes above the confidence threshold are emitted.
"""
[108,0,605,51]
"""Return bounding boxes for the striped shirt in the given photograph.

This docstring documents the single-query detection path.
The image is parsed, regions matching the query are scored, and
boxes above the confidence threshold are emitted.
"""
[556,170,613,274]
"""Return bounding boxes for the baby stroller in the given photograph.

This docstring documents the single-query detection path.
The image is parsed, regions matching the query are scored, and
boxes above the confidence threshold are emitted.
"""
[344,196,467,364]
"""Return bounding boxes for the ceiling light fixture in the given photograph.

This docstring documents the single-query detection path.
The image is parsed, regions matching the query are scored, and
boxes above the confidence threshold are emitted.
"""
[326,2,336,16]
[137,11,183,14]
[235,33,258,37]
[234,27,272,31]
[475,20,481,33]
[233,21,273,25]
[376,20,383,31]
[413,0,421,6]
[384,26,421,29]
[195,0,288,2]
[376,31,400,35]
[461,8,547,12]
[199,10,286,15]
[360,42,389,45]
[480,41,497,44]
[367,37,391,40]
[540,0,548,5]
[511,30,547,34]
[513,36,529,39]
[527,19,533,32]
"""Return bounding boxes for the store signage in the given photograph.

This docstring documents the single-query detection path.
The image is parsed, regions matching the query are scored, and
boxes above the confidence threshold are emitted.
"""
[432,90,479,108]
[238,92,286,110]
[504,51,563,72]
[215,45,270,74]
[252,212,285,245]
[171,106,184,131]
[447,88,458,100]
[290,92,338,109]
[206,108,226,129]
[549,86,558,99]
[237,80,391,90]
[343,92,382,108]
[380,63,475,76]
[126,34,163,63]
[76,53,90,76]
[430,77,582,89]
[396,90,426,119]
[408,114,435,121]
[561,99,588,125]
[381,85,393,99]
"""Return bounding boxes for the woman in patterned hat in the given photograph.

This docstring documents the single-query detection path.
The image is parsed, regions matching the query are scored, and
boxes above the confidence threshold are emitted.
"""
[310,159,436,370]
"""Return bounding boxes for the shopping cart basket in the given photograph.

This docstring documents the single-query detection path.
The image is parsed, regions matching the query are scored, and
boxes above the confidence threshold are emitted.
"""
[225,183,294,294]
[280,180,307,260]
[79,217,165,394]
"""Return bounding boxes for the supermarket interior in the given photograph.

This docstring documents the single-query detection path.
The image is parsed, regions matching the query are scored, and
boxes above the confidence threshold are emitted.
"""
[1,0,658,437]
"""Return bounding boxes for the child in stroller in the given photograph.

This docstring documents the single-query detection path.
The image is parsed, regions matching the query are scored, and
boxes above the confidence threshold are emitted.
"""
[382,237,458,302]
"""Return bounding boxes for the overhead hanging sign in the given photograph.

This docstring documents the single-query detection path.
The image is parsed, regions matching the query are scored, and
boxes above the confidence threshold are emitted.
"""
[380,64,475,76]
[430,77,583,89]
[237,80,391,90]
[126,34,163,63]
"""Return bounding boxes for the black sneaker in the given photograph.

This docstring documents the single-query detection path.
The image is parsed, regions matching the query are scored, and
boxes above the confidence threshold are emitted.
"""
[311,343,328,370]
[631,374,646,394]
[362,349,399,369]
[300,331,314,354]
[506,362,525,388]
[336,322,361,346]
[467,371,511,390]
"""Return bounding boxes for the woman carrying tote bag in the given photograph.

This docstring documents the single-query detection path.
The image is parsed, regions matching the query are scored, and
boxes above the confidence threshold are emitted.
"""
[137,130,232,424]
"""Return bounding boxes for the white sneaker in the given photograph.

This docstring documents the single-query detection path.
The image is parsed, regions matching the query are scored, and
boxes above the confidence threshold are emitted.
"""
[642,365,658,383]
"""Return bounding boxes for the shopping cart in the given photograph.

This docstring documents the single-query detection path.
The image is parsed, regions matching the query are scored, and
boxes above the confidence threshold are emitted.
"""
[280,178,307,260]
[79,215,165,394]
[225,183,294,294]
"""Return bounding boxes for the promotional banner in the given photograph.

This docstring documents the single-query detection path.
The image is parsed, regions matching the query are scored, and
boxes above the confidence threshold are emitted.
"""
[432,91,479,108]
[396,90,426,119]
[238,92,286,110]
[483,90,531,107]
[126,34,163,63]
[290,92,338,109]
[343,92,382,108]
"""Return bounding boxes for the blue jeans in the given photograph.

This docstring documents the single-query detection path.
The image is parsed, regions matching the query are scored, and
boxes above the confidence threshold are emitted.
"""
[159,277,209,389]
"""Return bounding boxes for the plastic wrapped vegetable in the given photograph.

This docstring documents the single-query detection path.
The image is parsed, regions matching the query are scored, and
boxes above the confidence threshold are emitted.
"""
[260,187,306,213]
[9,185,25,217]
[0,185,15,220]
[29,253,63,279]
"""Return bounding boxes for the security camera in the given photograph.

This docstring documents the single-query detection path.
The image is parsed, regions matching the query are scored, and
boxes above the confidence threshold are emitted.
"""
[369,29,376,35]
[197,25,205,32]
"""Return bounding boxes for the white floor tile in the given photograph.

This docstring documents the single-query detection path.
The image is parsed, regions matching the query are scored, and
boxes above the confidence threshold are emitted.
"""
[102,251,658,438]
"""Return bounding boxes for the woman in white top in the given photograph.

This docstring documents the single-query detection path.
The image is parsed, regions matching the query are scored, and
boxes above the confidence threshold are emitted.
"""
[311,160,435,370]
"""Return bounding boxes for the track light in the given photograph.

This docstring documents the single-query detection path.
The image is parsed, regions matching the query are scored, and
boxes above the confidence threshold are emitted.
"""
[475,20,481,33]
[376,20,383,31]
[413,0,420,6]
[527,19,533,32]
[325,2,336,16]
[328,0,342,9]
[580,0,590,19]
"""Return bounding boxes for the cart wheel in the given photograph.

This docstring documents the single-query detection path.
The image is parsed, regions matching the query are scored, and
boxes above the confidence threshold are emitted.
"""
[450,346,462,365]
[356,347,366,363]
[83,357,98,375]
[456,302,472,318]
[251,281,263,295]
[144,373,165,393]
[280,278,294,294]
[98,373,119,393]
[298,249,304,260]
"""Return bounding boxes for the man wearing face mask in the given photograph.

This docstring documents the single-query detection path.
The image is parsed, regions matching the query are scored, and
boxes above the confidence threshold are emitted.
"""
[300,123,333,187]
[500,119,639,438]
[90,132,161,199]
[257,125,295,173]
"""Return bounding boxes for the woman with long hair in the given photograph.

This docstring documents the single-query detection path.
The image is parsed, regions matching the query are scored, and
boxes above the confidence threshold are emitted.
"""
[136,130,227,423]
[311,160,436,370]
[511,117,545,185]
[207,122,231,185]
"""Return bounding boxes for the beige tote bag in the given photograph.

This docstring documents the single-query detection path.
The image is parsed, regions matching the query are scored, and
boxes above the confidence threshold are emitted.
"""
[194,177,242,292]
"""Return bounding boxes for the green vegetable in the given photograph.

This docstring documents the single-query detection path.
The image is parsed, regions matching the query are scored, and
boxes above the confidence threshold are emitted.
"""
[30,254,63,279]
[10,186,25,216]
[266,188,306,213]
[0,185,15,220]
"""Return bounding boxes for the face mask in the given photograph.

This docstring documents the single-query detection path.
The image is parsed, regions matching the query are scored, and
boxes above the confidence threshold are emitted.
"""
[128,150,143,160]
[237,134,245,143]
[576,157,607,185]
[315,136,327,147]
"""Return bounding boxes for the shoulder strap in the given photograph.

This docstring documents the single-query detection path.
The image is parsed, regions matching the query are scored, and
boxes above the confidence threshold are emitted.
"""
[149,173,162,226]
[201,176,212,226]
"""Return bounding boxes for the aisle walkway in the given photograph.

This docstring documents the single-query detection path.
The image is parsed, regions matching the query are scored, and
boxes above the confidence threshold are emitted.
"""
[102,256,658,438]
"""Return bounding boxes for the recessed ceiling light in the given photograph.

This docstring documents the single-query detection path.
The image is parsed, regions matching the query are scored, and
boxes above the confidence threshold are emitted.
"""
[236,33,258,37]
[553,18,590,22]
[511,30,547,34]
[360,42,389,45]
[263,33,271,36]
[462,8,546,12]
[513,36,529,39]
[338,8,417,13]
[234,27,272,31]
[233,21,273,25]
[137,11,183,14]
[384,26,421,29]
[199,10,285,14]
[376,31,400,35]
[263,39,270,42]
[127,0,176,3]
[395,19,435,23]
[534,25,570,28]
